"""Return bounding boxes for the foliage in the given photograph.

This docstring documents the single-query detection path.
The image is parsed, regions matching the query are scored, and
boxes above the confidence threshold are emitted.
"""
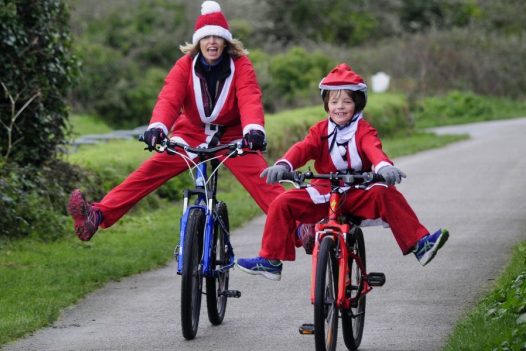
[348,28,526,100]
[251,47,335,112]
[69,0,189,127]
[0,0,78,166]
[444,242,526,351]
[258,0,387,47]
[0,159,103,240]
[399,0,481,33]
[412,91,526,128]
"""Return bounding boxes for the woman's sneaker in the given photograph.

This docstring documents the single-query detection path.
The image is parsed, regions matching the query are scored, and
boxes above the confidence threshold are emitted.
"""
[67,189,103,241]
[236,257,282,281]
[414,229,449,266]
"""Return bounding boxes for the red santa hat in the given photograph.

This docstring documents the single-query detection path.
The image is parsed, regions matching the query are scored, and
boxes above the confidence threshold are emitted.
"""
[192,1,233,45]
[319,63,368,96]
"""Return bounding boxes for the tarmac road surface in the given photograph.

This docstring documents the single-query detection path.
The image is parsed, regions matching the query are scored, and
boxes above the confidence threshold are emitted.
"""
[4,118,526,351]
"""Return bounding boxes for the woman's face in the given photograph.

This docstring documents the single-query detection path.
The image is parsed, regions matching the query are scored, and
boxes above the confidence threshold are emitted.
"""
[199,35,226,64]
[328,90,356,126]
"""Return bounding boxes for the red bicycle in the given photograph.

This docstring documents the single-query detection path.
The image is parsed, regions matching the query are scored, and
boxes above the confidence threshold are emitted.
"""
[284,170,386,351]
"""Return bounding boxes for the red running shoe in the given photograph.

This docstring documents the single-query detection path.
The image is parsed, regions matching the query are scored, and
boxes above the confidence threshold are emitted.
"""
[67,189,102,241]
[297,224,315,255]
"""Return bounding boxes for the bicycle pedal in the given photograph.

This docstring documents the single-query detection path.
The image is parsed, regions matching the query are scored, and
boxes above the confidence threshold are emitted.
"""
[299,323,315,335]
[220,290,241,298]
[366,272,386,287]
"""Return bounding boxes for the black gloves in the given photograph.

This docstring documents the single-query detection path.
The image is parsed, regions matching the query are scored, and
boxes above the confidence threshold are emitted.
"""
[142,128,165,151]
[243,130,266,151]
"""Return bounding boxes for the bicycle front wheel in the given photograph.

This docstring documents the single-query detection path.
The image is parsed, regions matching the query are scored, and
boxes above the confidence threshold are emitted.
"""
[181,208,205,340]
[314,235,339,351]
[206,201,230,325]
[342,227,366,350]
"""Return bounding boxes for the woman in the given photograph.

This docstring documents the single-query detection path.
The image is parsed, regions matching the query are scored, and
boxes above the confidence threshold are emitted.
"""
[68,1,284,240]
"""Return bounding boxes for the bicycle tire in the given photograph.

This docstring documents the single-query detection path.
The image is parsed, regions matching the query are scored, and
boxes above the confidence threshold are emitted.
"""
[341,227,366,350]
[206,201,230,325]
[314,235,339,351]
[181,208,205,340]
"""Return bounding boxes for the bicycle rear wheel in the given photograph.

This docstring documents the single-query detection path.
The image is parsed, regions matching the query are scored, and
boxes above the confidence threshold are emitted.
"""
[181,208,205,340]
[206,202,230,325]
[342,227,366,350]
[314,235,339,351]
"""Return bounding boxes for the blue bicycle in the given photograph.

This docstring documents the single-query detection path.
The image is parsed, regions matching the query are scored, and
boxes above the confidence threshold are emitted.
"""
[144,138,246,339]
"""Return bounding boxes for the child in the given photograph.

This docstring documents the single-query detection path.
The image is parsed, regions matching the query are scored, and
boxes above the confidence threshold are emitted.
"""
[236,63,449,281]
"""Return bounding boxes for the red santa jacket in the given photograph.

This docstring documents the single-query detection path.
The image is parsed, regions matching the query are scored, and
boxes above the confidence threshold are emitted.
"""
[278,115,393,203]
[149,53,265,146]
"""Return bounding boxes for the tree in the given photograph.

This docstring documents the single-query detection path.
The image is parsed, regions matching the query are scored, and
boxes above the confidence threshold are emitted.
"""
[0,0,78,166]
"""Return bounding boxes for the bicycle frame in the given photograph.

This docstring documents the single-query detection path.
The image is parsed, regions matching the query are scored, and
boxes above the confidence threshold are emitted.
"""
[310,188,372,310]
[173,149,236,278]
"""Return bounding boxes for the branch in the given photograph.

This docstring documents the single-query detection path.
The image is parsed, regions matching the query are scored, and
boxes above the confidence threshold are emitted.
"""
[1,82,40,161]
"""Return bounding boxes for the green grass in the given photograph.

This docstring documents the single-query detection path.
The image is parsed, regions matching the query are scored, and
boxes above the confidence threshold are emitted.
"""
[414,91,526,128]
[443,241,526,350]
[69,114,113,136]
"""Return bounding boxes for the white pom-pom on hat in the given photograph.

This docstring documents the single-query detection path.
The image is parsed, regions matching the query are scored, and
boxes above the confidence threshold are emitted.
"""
[201,1,221,15]
[192,1,232,44]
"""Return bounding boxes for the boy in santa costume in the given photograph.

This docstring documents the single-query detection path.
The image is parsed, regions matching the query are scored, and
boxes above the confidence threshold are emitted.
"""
[236,63,449,281]
[68,1,284,240]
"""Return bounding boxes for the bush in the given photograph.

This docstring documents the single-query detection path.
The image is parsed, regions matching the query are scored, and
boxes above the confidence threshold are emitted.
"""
[0,1,78,166]
[251,47,335,112]
[413,90,526,128]
[0,159,103,241]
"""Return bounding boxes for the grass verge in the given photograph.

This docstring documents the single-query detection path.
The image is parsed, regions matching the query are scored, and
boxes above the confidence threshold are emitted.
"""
[443,240,526,350]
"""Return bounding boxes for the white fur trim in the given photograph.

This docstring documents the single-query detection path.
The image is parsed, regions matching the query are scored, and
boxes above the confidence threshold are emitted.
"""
[201,1,221,14]
[306,186,331,204]
[192,25,232,44]
[328,114,363,171]
[147,122,168,135]
[192,55,235,123]
[242,124,265,136]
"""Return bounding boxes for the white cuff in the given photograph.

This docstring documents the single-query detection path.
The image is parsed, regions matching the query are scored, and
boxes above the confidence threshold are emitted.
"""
[276,159,293,171]
[242,124,265,136]
[147,122,168,136]
[374,161,392,173]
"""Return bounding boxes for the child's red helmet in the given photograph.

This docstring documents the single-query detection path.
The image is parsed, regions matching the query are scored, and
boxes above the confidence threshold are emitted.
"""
[319,63,368,112]
[319,63,368,95]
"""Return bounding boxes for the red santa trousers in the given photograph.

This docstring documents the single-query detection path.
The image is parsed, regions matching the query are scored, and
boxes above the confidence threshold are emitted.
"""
[259,184,429,261]
[94,151,283,228]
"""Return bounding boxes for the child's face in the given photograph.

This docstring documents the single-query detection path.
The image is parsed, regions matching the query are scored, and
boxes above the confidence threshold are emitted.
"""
[328,90,356,126]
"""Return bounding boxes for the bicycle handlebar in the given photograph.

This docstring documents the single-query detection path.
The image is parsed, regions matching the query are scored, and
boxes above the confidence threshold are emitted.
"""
[281,170,385,186]
[138,135,245,158]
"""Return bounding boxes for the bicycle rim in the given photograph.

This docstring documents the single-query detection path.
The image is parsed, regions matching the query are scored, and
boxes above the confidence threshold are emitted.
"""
[206,202,229,325]
[342,228,366,350]
[314,236,338,351]
[181,208,204,340]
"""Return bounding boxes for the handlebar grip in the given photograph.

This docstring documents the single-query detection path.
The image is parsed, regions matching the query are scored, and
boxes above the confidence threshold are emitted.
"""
[364,172,385,183]
[281,171,298,181]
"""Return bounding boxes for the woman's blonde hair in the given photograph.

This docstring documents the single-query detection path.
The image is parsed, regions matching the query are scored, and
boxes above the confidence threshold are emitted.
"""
[179,38,249,58]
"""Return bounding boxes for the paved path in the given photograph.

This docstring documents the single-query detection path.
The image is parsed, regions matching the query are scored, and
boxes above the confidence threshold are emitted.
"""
[4,118,526,351]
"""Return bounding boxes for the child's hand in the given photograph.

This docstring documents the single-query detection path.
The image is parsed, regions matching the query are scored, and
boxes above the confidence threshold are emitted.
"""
[378,165,407,185]
[260,164,290,184]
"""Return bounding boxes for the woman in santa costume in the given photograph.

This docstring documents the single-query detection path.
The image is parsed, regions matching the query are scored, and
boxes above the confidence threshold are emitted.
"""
[237,63,449,281]
[68,1,284,240]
